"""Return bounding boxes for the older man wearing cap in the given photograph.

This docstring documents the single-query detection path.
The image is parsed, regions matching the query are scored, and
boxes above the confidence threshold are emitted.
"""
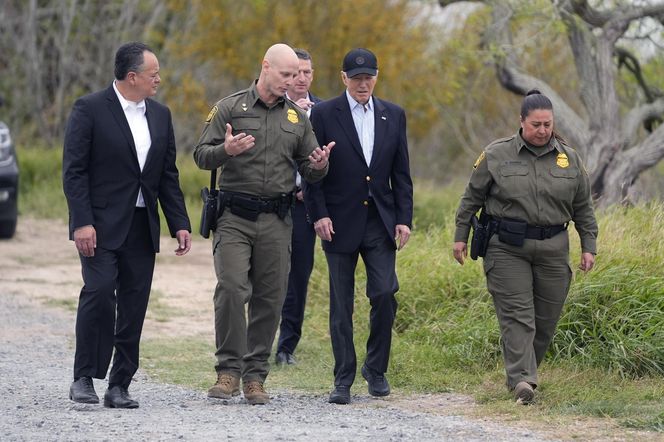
[304,48,413,404]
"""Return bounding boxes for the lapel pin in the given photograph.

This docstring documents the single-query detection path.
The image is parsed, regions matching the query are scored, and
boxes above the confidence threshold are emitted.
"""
[381,116,387,120]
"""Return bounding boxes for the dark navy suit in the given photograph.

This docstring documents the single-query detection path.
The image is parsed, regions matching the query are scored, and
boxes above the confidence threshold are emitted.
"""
[277,93,322,357]
[63,85,190,387]
[305,92,413,387]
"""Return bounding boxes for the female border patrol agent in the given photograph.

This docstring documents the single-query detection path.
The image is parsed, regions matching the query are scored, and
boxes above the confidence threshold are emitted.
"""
[452,89,598,404]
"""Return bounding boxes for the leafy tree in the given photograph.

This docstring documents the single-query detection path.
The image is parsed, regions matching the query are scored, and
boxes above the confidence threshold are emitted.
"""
[163,0,459,147]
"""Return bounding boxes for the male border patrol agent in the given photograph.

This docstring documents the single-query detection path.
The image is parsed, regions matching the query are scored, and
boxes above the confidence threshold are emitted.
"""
[193,43,333,405]
[452,90,597,405]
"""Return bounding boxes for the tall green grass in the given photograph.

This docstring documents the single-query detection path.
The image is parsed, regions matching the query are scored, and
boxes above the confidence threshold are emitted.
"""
[552,203,664,377]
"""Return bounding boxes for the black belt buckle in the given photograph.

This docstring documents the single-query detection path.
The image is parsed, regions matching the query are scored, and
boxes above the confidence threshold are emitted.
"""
[539,226,550,240]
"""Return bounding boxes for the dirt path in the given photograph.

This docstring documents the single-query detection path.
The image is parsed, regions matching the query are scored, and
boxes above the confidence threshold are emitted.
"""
[0,218,658,441]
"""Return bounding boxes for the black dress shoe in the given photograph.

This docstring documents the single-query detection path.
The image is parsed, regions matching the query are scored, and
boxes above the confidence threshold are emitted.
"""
[69,377,99,404]
[361,364,390,397]
[275,351,297,366]
[103,386,139,409]
[328,386,351,404]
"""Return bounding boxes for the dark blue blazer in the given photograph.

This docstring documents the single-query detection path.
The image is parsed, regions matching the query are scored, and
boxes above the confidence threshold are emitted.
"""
[305,93,413,254]
[310,93,322,106]
[63,85,190,252]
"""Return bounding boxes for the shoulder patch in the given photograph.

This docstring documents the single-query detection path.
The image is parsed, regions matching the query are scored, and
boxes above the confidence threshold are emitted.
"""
[473,151,486,169]
[205,105,218,123]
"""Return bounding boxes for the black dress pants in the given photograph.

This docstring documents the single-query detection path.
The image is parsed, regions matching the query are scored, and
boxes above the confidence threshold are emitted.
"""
[277,200,316,354]
[325,205,399,387]
[73,208,155,388]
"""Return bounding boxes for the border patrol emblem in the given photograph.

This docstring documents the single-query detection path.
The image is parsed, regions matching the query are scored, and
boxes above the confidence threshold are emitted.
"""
[556,152,569,168]
[473,151,486,169]
[205,105,218,123]
[287,108,299,124]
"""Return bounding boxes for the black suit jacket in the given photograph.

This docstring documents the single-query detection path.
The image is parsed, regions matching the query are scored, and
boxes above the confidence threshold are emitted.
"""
[63,85,190,252]
[305,93,413,254]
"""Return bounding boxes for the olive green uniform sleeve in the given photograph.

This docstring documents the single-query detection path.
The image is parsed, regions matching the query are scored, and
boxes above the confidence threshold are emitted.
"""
[295,116,327,183]
[454,151,493,243]
[571,160,598,254]
[193,99,234,170]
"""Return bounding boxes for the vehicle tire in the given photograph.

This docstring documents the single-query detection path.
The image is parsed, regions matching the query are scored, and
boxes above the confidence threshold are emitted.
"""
[0,217,16,238]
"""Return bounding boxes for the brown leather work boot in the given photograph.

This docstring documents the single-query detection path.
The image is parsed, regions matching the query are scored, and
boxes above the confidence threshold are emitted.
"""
[207,373,240,399]
[243,380,270,405]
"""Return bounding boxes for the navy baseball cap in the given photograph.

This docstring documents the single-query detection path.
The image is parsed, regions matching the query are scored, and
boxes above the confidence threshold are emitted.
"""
[342,48,378,77]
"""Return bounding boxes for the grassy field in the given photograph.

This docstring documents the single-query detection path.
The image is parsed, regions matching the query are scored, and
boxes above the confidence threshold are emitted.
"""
[18,146,664,432]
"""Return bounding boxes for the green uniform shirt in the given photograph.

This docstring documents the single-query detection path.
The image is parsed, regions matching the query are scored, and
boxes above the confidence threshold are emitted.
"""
[193,81,327,197]
[454,132,598,254]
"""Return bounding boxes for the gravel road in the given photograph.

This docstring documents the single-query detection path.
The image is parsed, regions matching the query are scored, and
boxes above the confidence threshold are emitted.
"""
[0,291,558,441]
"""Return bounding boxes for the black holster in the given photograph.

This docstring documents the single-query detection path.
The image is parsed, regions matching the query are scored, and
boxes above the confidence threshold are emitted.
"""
[469,209,493,260]
[199,170,220,239]
[276,192,295,220]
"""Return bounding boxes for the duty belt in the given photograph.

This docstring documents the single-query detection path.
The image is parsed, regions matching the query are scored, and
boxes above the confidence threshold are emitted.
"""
[524,223,567,240]
[490,216,568,240]
[219,190,294,221]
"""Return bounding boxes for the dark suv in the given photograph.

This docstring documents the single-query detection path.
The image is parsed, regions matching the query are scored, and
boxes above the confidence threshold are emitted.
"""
[0,115,18,238]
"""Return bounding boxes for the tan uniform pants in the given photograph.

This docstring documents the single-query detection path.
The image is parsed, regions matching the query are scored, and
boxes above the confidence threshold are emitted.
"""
[212,210,292,382]
[483,231,573,389]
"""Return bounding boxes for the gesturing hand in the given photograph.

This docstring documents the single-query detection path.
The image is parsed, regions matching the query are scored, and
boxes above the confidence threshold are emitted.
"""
[224,123,255,156]
[309,141,335,170]
[294,97,315,111]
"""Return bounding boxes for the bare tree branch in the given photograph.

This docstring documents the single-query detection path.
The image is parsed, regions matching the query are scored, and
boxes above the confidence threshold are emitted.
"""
[565,0,612,27]
[488,1,589,153]
[623,98,664,144]
[557,3,601,125]
[566,0,664,34]
[602,121,664,205]
[616,3,664,25]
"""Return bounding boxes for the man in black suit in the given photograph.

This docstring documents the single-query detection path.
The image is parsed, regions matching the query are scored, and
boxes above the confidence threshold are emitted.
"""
[305,48,413,404]
[275,48,322,366]
[63,42,191,408]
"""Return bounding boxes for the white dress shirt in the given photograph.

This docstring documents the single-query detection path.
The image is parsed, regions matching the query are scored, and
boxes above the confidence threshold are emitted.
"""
[113,81,152,207]
[346,91,374,167]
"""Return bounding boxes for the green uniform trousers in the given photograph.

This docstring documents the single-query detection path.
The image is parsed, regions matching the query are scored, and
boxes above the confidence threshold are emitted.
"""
[212,210,292,382]
[483,231,572,389]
